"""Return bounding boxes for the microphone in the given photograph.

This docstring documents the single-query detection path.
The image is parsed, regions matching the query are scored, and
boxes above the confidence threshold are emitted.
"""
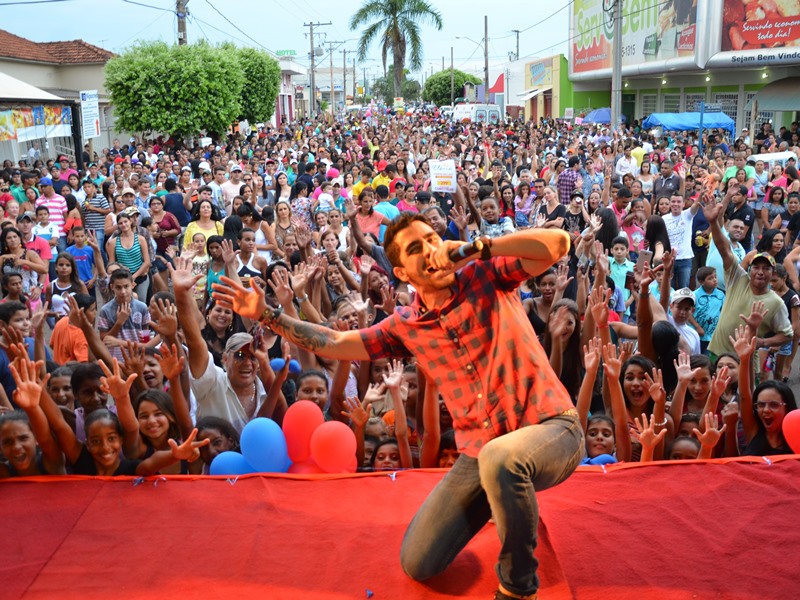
[448,239,484,262]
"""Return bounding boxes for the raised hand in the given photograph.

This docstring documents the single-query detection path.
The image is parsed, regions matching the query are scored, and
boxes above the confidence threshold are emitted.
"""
[589,285,611,328]
[619,340,635,364]
[449,204,468,231]
[555,263,574,294]
[382,359,404,389]
[291,261,311,297]
[693,412,727,448]
[156,343,185,381]
[149,298,178,339]
[721,401,739,425]
[168,255,202,293]
[31,301,49,334]
[363,382,387,411]
[594,241,609,275]
[601,343,622,379]
[66,293,93,331]
[375,284,397,314]
[220,239,238,270]
[341,396,369,428]
[549,305,573,340]
[702,195,724,223]
[99,357,138,401]
[740,300,768,332]
[632,413,668,448]
[168,428,210,462]
[121,341,146,381]
[359,254,375,277]
[583,337,601,372]
[729,324,757,359]
[9,356,46,409]
[213,277,269,321]
[343,197,358,220]
[661,248,676,273]
[86,230,100,250]
[710,365,731,398]
[643,369,666,406]
[0,322,28,362]
[674,350,700,384]
[268,267,294,307]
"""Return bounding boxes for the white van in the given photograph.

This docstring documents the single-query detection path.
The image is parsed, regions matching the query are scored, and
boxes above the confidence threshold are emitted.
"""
[451,103,502,124]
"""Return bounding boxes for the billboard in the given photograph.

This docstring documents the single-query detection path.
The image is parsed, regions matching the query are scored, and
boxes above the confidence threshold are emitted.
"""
[707,0,800,66]
[525,58,553,89]
[570,0,700,79]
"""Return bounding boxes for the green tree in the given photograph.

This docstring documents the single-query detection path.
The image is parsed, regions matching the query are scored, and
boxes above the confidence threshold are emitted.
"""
[402,78,421,101]
[233,47,281,123]
[350,0,443,98]
[105,41,244,137]
[422,69,481,106]
[369,65,421,105]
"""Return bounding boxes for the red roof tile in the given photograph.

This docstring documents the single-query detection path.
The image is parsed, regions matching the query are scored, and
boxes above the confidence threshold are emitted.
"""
[0,29,113,64]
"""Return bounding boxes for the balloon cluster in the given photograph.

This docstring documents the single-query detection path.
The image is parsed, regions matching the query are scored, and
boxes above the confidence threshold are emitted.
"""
[210,401,358,475]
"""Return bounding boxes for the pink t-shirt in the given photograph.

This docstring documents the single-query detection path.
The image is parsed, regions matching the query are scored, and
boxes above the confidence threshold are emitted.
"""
[355,210,385,237]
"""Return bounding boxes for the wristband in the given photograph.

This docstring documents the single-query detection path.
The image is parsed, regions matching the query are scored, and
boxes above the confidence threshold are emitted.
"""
[479,236,492,261]
[654,417,668,428]
[295,294,309,303]
[260,304,283,328]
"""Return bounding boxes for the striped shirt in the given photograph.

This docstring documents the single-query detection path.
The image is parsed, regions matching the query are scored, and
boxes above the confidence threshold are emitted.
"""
[35,193,68,235]
[114,234,145,273]
[84,193,110,230]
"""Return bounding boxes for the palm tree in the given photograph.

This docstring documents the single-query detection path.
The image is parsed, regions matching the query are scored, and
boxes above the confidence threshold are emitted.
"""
[350,0,443,100]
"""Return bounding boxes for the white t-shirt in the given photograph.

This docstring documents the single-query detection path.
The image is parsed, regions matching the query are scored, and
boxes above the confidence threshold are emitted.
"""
[662,208,695,260]
[669,314,702,355]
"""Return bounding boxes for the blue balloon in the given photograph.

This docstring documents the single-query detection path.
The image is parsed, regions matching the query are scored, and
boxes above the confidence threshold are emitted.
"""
[269,358,302,375]
[241,418,290,473]
[209,451,255,476]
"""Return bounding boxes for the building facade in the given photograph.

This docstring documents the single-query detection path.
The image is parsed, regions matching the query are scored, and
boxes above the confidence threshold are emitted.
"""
[569,0,800,131]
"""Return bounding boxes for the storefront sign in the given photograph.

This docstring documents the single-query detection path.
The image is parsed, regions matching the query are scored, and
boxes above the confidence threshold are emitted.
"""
[570,0,699,79]
[276,50,297,57]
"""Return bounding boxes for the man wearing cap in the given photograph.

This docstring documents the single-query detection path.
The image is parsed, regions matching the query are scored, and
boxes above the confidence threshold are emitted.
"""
[9,170,26,206]
[741,128,751,146]
[704,191,793,359]
[222,165,244,213]
[58,155,79,180]
[663,193,701,289]
[17,211,52,265]
[372,160,391,191]
[85,162,106,187]
[35,176,68,252]
[557,156,583,206]
[668,288,701,355]
[169,256,282,433]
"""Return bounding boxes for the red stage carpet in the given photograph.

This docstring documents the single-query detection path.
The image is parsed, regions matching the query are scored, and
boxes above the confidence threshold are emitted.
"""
[2,457,799,600]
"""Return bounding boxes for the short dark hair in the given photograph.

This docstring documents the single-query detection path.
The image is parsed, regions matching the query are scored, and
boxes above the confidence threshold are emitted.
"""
[611,235,629,249]
[384,211,428,268]
[695,266,716,284]
[110,269,132,284]
[0,300,27,324]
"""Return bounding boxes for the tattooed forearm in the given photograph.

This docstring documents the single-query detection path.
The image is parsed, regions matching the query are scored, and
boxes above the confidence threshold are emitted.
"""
[271,315,338,354]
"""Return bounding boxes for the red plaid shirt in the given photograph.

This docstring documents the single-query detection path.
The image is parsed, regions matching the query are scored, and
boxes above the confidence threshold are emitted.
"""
[360,256,574,457]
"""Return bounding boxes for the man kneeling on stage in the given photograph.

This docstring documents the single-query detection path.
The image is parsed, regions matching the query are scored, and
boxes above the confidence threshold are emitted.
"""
[213,213,584,600]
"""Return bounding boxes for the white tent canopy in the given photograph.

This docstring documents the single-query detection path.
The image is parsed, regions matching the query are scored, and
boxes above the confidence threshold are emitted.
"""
[0,71,63,102]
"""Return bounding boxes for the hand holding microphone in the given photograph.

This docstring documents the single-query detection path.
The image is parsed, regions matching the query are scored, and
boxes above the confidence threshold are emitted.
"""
[447,237,491,262]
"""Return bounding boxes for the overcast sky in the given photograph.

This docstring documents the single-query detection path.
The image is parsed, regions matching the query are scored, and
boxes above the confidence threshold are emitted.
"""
[5,0,569,83]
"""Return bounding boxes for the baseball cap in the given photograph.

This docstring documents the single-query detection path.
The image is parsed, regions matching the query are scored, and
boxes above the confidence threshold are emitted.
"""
[265,158,276,165]
[672,288,696,306]
[376,160,388,171]
[16,211,35,223]
[198,161,211,171]
[231,164,243,172]
[120,187,136,196]
[225,332,254,353]
[122,206,140,218]
[751,252,777,268]
[12,169,21,176]
[39,176,53,186]
[326,167,340,179]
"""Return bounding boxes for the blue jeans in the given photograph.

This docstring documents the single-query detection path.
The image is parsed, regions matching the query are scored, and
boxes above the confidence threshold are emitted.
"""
[400,413,584,597]
[672,258,692,290]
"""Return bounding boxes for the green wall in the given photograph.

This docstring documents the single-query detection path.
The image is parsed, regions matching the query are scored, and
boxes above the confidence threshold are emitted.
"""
[573,90,610,113]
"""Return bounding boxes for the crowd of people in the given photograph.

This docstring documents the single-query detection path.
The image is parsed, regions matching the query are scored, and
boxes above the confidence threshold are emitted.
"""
[0,109,798,479]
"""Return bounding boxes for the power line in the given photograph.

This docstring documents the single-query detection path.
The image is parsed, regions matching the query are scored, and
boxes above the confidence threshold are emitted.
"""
[117,9,170,47]
[517,0,575,34]
[120,0,173,12]
[192,15,254,47]
[203,0,274,53]
[0,0,72,5]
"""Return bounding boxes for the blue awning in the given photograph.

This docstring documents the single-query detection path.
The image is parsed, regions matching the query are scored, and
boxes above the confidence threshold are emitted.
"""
[642,112,735,132]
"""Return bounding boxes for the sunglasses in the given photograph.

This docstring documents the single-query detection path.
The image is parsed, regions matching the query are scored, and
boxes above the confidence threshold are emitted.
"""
[233,350,257,363]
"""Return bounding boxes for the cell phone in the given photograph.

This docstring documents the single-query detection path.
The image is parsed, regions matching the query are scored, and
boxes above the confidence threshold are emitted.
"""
[635,249,653,272]
[625,270,635,288]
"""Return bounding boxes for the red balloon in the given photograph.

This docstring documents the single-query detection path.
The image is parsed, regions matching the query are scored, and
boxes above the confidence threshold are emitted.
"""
[344,454,358,473]
[287,459,326,475]
[310,421,357,474]
[781,409,800,454]
[282,401,325,462]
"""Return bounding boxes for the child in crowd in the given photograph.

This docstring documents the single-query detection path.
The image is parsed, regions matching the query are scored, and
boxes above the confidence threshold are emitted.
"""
[692,267,725,355]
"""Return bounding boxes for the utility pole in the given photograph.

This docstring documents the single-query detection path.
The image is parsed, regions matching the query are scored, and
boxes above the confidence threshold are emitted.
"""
[442,56,445,71]
[304,21,331,115]
[450,46,454,106]
[341,49,356,106]
[326,41,344,114]
[512,29,520,60]
[484,15,490,103]
[610,0,623,131]
[176,0,187,45]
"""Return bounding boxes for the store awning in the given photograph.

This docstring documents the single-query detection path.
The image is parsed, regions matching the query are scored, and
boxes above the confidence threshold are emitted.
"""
[0,71,63,102]
[745,77,800,111]
[518,86,552,102]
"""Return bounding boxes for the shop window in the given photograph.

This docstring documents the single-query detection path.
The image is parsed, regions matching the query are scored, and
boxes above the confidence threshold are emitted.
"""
[685,93,706,112]
[712,93,739,123]
[662,94,680,113]
[641,94,657,118]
